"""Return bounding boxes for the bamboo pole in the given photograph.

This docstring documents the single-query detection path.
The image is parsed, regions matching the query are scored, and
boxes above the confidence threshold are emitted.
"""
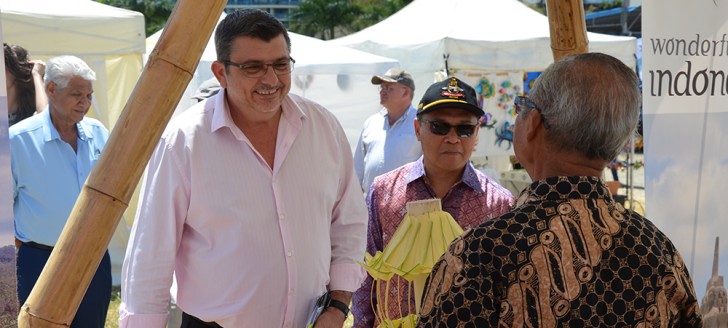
[17,0,226,326]
[546,0,589,61]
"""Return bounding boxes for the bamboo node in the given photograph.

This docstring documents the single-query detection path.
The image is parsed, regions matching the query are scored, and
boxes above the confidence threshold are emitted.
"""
[20,303,71,327]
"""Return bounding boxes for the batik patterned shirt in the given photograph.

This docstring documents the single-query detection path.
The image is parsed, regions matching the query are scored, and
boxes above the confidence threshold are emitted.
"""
[418,176,703,328]
[351,158,514,328]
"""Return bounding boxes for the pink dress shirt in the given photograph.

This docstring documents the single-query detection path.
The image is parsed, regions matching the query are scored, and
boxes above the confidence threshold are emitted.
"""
[120,89,368,328]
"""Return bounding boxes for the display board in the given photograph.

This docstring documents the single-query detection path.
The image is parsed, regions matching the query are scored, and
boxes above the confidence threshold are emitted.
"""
[643,0,728,305]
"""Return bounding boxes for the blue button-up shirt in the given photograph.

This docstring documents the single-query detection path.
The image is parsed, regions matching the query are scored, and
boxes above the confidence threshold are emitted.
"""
[10,109,109,246]
[353,105,422,192]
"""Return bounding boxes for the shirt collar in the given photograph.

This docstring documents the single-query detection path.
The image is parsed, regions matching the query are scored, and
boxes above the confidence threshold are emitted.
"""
[41,107,92,142]
[404,156,426,185]
[460,162,485,192]
[211,89,306,139]
[404,157,484,193]
[381,104,416,126]
[516,176,611,207]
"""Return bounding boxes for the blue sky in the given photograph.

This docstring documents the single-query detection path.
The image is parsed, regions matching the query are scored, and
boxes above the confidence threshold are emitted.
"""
[644,112,728,301]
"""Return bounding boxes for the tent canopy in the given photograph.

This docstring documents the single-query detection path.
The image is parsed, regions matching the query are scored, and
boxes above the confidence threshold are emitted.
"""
[1,0,145,56]
[331,0,637,74]
[146,13,399,76]
[331,0,638,162]
[1,0,145,129]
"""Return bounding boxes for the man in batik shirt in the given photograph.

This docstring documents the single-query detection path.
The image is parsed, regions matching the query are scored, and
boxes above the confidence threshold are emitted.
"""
[351,77,514,328]
[418,53,702,327]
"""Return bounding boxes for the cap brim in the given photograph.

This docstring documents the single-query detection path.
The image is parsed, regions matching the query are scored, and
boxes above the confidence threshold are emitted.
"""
[371,75,398,85]
[420,100,485,118]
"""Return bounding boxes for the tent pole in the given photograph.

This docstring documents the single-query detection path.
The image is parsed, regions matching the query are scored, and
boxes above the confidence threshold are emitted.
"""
[17,1,226,327]
[545,0,589,62]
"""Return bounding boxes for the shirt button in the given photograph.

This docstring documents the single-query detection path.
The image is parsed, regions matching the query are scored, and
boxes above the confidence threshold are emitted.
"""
[289,288,294,295]
[287,251,292,257]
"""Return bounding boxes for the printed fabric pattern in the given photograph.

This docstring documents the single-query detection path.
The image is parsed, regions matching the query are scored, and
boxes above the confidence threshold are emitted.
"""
[418,176,702,328]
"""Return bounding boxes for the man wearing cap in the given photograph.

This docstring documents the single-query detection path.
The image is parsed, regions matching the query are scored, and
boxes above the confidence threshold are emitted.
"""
[354,68,422,192]
[351,77,514,328]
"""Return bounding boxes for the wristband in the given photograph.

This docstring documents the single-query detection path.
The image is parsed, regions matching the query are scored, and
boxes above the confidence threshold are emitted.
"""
[326,298,350,317]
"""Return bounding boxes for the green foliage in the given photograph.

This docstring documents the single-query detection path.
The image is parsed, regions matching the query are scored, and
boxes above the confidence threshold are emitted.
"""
[289,0,362,40]
[94,0,174,37]
[350,0,409,32]
[585,0,625,14]
[521,0,625,16]
[289,0,412,39]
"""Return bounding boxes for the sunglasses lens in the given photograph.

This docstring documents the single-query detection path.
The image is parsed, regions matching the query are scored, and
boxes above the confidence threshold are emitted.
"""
[429,121,451,135]
[456,125,476,137]
[426,121,476,137]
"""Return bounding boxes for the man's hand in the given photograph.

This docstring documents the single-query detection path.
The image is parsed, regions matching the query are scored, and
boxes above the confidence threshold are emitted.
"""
[313,307,347,328]
[31,60,46,78]
[313,290,351,328]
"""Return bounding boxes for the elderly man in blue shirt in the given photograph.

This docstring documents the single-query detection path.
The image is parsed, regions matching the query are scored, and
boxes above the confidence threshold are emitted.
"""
[10,55,111,327]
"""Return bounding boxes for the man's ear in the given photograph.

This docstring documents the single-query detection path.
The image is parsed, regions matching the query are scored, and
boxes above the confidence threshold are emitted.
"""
[523,111,544,142]
[45,81,56,98]
[414,118,422,141]
[211,61,228,89]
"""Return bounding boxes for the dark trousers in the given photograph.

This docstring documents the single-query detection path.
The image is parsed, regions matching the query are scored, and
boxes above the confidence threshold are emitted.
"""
[181,312,222,328]
[16,244,112,328]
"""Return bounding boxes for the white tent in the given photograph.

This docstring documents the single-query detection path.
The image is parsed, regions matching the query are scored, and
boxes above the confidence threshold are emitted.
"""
[146,13,400,150]
[1,0,145,284]
[332,0,637,163]
[332,0,637,81]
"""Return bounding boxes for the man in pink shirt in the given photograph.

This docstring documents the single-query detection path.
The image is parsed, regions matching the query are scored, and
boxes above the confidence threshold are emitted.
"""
[120,9,367,328]
[351,77,514,327]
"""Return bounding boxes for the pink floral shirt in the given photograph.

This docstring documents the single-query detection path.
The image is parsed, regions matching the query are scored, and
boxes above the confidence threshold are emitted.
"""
[351,158,514,327]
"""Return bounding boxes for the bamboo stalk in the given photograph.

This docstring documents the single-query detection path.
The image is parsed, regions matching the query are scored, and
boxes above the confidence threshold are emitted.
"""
[546,0,589,62]
[17,0,227,326]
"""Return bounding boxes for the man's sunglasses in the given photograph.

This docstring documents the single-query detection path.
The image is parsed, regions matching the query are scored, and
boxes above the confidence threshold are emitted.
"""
[419,118,477,138]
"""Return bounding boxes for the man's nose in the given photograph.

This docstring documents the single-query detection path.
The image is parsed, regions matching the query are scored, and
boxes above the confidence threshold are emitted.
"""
[260,65,280,83]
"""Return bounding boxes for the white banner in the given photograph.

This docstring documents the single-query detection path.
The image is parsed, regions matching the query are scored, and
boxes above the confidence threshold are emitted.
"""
[643,0,728,305]
[455,71,527,157]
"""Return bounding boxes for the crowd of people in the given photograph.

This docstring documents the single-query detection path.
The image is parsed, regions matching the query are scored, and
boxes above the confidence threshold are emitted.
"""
[4,8,702,328]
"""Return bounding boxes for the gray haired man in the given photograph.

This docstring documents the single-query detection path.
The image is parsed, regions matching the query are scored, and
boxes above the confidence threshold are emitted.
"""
[11,55,111,327]
[418,53,702,327]
[354,68,422,192]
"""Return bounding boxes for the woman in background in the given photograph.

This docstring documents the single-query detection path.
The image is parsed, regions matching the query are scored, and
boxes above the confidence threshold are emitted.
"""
[5,43,47,126]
